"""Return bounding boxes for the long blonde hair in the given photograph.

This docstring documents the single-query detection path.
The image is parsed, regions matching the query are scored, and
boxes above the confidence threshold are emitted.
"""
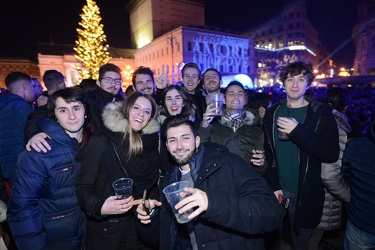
[121,92,157,158]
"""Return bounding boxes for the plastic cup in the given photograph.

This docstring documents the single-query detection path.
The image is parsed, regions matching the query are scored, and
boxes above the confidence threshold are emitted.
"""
[278,117,292,140]
[112,178,133,200]
[207,93,224,115]
[162,181,193,224]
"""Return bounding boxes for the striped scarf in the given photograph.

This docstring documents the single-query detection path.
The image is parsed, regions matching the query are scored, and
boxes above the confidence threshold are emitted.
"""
[223,109,247,132]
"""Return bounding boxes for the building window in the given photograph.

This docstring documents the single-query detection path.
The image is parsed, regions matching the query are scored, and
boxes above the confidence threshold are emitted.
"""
[289,12,294,18]
[188,42,192,51]
[288,23,294,29]
[296,12,301,17]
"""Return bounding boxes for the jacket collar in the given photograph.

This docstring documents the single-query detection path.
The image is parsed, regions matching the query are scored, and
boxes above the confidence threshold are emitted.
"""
[102,101,160,135]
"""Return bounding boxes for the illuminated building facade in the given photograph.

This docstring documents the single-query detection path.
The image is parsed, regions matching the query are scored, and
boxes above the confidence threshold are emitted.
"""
[36,44,135,89]
[242,1,330,87]
[135,25,256,86]
[353,0,375,76]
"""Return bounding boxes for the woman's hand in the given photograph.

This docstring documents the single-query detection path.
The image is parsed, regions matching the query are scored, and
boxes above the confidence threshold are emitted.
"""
[101,195,134,216]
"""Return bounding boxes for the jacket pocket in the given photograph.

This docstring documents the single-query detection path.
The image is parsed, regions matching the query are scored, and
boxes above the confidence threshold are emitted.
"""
[44,211,83,242]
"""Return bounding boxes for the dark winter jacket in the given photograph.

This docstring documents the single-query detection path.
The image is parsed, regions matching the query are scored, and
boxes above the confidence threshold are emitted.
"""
[263,99,340,231]
[198,110,266,175]
[7,117,86,250]
[0,93,33,181]
[317,109,351,230]
[140,142,283,250]
[85,84,124,133]
[76,101,160,249]
[342,118,375,235]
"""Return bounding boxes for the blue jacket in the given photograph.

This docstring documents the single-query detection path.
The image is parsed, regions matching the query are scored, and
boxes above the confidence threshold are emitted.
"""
[263,99,340,230]
[141,142,283,250]
[342,119,375,235]
[0,93,33,180]
[7,117,86,250]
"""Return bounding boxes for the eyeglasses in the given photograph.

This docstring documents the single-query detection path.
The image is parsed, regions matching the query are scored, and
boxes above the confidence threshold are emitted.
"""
[101,77,122,85]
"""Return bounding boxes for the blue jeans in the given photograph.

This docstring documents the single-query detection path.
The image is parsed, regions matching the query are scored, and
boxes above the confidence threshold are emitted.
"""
[344,220,375,250]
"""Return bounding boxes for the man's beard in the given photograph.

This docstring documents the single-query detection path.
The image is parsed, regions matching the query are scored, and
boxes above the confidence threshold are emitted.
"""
[170,148,195,166]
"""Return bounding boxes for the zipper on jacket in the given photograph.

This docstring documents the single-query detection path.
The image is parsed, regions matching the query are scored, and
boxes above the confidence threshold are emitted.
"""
[45,211,76,221]
[54,166,74,174]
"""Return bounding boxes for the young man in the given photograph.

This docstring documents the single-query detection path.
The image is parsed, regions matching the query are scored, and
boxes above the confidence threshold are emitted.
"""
[8,87,89,250]
[201,67,223,96]
[199,80,266,175]
[131,66,168,105]
[181,63,206,124]
[263,61,340,249]
[136,115,283,249]
[0,72,34,183]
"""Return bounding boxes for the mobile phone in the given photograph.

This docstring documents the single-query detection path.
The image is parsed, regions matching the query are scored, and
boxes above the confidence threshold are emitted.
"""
[278,193,290,209]
[142,189,150,215]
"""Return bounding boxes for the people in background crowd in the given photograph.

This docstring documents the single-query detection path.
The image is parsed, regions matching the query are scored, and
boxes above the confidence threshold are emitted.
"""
[263,61,340,250]
[181,63,206,124]
[342,115,375,249]
[308,87,352,249]
[7,87,90,250]
[25,70,66,142]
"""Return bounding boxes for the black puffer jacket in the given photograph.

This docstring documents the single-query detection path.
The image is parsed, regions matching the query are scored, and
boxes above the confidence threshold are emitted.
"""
[140,143,283,250]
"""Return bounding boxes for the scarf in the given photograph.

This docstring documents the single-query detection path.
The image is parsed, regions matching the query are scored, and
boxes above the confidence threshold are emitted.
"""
[223,109,247,132]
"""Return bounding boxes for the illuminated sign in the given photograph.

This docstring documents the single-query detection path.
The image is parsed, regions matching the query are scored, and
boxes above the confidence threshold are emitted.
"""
[191,33,249,73]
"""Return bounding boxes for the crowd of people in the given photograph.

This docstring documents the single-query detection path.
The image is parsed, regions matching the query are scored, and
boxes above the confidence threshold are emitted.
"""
[0,61,374,250]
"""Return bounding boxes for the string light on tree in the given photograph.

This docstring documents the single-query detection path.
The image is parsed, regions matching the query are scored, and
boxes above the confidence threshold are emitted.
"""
[74,0,111,81]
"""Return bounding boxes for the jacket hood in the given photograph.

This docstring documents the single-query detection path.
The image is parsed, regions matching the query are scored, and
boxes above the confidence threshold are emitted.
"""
[102,102,160,135]
[0,93,25,112]
[219,110,256,127]
[332,109,351,134]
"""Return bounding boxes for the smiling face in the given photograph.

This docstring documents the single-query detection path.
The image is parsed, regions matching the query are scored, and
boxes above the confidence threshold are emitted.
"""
[54,97,85,138]
[203,70,222,94]
[283,73,309,103]
[97,71,122,95]
[164,89,184,116]
[133,73,155,96]
[166,124,200,168]
[128,96,153,131]
[224,85,246,113]
[182,67,200,94]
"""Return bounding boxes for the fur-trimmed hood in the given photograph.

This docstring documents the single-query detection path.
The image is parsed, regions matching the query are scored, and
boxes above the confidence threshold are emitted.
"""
[102,102,160,135]
[218,110,256,128]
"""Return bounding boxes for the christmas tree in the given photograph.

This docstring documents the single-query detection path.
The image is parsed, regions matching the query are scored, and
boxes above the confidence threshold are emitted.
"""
[74,0,111,80]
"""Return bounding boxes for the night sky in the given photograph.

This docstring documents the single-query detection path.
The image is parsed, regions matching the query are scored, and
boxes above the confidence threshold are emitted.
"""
[0,0,362,68]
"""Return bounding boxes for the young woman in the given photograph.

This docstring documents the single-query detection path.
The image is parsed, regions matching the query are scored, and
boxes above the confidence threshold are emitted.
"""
[76,91,160,250]
[7,87,90,250]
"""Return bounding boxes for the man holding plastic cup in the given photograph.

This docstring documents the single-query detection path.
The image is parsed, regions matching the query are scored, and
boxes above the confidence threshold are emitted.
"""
[135,115,283,249]
[199,80,267,175]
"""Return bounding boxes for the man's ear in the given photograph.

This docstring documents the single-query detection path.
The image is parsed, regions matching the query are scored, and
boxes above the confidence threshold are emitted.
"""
[219,79,223,87]
[132,85,136,91]
[96,80,101,87]
[195,135,200,149]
